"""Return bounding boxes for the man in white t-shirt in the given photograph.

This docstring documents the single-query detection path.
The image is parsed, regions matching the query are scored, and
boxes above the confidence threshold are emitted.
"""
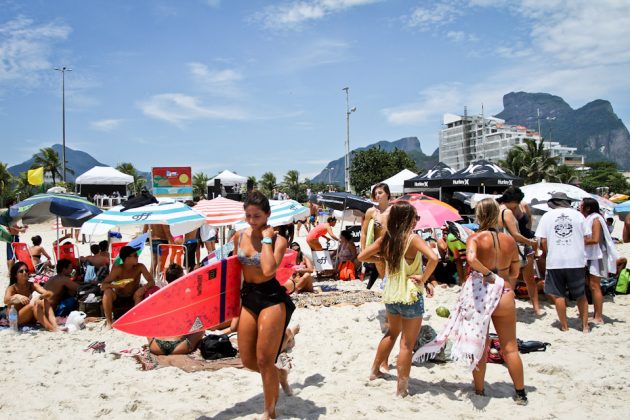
[535,192,591,333]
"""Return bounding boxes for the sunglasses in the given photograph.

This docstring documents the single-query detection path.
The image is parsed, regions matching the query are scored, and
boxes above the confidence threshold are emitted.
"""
[17,269,29,274]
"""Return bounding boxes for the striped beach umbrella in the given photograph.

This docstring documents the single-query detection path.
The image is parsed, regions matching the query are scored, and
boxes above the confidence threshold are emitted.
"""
[234,199,309,231]
[9,193,102,227]
[193,197,245,226]
[80,200,205,236]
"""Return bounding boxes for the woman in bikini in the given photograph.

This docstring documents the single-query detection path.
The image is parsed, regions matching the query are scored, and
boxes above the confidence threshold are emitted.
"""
[360,183,391,284]
[4,261,58,331]
[466,198,527,404]
[358,201,438,397]
[233,191,295,420]
[497,187,541,315]
[147,264,204,355]
[29,235,53,271]
[306,216,339,251]
[289,242,315,293]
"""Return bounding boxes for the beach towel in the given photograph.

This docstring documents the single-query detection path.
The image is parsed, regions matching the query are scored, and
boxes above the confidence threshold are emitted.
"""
[413,271,504,371]
[585,213,619,274]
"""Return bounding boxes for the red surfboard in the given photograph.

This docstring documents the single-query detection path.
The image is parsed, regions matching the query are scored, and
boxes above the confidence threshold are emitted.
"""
[113,251,297,337]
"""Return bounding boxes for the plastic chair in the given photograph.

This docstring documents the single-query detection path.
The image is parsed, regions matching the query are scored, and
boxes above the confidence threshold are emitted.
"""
[53,242,80,269]
[11,242,37,274]
[110,241,129,266]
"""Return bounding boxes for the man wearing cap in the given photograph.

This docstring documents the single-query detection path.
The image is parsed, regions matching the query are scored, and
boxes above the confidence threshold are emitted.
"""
[535,192,591,332]
[101,245,155,329]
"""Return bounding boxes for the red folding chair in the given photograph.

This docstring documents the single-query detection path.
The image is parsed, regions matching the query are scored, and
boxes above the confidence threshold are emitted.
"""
[11,242,36,274]
[110,241,129,266]
[53,242,80,269]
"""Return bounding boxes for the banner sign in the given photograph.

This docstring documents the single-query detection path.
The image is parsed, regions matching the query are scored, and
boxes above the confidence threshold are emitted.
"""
[152,167,193,200]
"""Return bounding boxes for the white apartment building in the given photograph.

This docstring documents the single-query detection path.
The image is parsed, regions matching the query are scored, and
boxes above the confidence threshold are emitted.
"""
[439,113,585,170]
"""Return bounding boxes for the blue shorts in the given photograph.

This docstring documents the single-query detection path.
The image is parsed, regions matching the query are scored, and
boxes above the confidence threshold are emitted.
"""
[309,215,316,223]
[151,239,168,255]
[385,295,425,319]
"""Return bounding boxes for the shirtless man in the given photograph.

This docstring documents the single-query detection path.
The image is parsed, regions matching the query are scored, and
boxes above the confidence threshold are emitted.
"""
[81,243,109,270]
[44,259,79,315]
[101,246,155,328]
[307,200,319,230]
[143,224,173,274]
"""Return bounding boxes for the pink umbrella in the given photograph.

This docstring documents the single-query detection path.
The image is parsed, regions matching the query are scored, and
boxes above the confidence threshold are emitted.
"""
[395,193,462,229]
[193,197,245,226]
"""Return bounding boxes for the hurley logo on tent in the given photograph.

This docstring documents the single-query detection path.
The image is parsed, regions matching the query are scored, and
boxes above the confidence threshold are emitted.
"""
[498,179,513,185]
[452,179,469,185]
[414,181,429,187]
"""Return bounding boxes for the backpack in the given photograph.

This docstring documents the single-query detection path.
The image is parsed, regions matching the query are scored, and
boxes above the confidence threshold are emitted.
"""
[616,268,630,294]
[199,334,237,360]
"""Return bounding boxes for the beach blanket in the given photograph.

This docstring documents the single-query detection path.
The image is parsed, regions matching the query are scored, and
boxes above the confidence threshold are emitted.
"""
[127,347,243,372]
[585,213,619,273]
[413,272,504,371]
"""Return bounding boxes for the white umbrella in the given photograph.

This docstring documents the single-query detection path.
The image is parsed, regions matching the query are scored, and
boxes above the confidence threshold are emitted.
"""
[521,182,590,207]
[80,200,205,236]
[234,199,309,231]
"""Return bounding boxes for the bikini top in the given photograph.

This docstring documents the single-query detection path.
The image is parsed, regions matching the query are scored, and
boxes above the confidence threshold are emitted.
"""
[488,229,510,274]
[236,232,262,267]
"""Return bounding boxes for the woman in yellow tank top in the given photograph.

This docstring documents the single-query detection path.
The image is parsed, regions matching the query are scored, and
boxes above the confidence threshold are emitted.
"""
[358,201,439,397]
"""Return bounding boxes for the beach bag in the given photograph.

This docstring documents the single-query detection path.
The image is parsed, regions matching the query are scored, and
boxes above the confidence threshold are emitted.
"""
[199,334,237,360]
[517,339,550,354]
[600,277,617,296]
[486,334,504,364]
[616,268,630,294]
[338,260,356,280]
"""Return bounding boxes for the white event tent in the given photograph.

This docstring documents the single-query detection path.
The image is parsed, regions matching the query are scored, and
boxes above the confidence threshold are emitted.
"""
[75,166,134,202]
[371,169,418,195]
[207,170,248,187]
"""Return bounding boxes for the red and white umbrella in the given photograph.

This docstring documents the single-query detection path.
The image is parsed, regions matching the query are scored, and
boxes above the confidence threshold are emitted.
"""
[396,193,462,229]
[193,197,245,226]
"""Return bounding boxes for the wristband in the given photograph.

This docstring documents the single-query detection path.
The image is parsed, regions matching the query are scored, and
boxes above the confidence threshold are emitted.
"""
[261,237,273,245]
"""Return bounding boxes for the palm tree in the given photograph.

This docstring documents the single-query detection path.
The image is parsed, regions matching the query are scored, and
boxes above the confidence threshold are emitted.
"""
[260,172,276,196]
[551,164,579,185]
[116,162,146,194]
[0,162,13,207]
[14,172,35,200]
[498,139,559,184]
[33,147,73,184]
[193,172,209,199]
[247,175,258,190]
[283,169,301,199]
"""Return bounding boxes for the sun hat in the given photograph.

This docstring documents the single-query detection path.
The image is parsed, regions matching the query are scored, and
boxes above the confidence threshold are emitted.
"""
[547,192,577,209]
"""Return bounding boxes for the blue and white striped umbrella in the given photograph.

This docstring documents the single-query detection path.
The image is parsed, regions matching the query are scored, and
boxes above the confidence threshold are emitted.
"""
[234,199,309,231]
[80,200,205,236]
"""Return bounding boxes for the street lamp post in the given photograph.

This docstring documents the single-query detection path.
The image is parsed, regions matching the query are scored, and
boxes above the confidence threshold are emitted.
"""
[342,87,356,192]
[54,66,72,183]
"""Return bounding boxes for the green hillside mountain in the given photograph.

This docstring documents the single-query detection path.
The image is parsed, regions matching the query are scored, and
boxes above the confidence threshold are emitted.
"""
[311,137,438,185]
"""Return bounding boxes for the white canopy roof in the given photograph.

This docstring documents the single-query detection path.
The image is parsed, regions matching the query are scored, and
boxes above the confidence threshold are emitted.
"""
[207,169,248,186]
[372,169,418,194]
[75,166,134,185]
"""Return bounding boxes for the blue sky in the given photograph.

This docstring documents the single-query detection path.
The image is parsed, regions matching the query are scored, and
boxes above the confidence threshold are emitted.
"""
[2,0,629,180]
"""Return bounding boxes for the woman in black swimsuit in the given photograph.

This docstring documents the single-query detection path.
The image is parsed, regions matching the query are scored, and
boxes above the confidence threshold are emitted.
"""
[467,198,527,404]
[497,187,541,315]
[234,191,295,420]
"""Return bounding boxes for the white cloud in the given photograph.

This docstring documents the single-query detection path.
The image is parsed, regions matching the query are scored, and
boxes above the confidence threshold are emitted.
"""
[138,93,249,125]
[91,119,123,131]
[280,38,350,71]
[406,1,461,31]
[446,30,478,43]
[188,62,244,98]
[254,0,379,29]
[204,0,221,8]
[0,16,71,85]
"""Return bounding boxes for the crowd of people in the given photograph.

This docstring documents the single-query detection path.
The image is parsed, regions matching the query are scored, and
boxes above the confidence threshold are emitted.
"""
[3,183,627,418]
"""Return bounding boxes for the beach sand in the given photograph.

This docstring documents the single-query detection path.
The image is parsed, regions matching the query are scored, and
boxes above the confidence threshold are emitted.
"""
[1,218,629,419]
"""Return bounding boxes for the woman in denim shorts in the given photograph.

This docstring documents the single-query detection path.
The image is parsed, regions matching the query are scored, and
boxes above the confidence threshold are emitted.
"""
[358,202,438,397]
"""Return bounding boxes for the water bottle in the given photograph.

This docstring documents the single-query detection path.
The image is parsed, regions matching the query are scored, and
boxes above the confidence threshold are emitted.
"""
[8,305,19,333]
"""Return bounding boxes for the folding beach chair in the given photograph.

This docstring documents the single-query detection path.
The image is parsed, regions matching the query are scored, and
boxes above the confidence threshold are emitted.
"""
[110,241,129,267]
[11,242,37,274]
[158,243,187,283]
[53,241,80,270]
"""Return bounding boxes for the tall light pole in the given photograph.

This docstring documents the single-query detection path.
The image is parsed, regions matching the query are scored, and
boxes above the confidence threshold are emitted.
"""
[342,87,356,192]
[54,66,72,183]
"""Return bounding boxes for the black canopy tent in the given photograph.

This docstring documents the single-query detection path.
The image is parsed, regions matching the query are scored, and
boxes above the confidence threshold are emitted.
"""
[438,160,523,192]
[403,162,457,198]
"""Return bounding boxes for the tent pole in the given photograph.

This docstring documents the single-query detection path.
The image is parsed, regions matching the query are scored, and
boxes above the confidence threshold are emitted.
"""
[149,225,154,278]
